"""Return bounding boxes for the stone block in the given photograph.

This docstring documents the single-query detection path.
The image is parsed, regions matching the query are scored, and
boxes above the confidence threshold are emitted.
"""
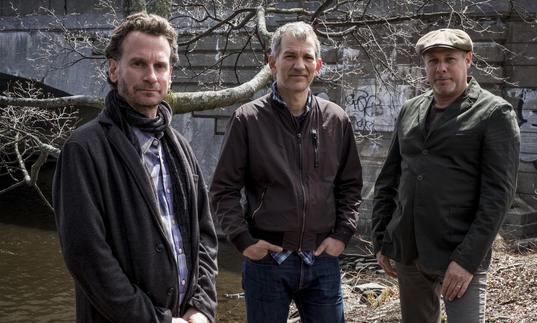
[474,42,505,63]
[501,222,537,240]
[177,52,264,68]
[503,196,537,240]
[517,171,537,196]
[215,118,229,135]
[505,43,537,66]
[507,21,537,43]
[173,68,264,87]
[177,34,264,52]
[469,65,505,85]
[505,66,537,88]
[193,105,237,118]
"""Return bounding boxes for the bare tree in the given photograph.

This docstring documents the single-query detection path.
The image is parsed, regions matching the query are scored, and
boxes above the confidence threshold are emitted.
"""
[0,0,535,205]
[0,81,77,209]
[4,0,533,111]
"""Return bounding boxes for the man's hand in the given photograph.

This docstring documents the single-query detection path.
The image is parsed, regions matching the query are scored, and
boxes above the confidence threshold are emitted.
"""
[376,251,397,278]
[442,261,473,302]
[242,240,283,260]
[182,307,208,323]
[172,318,188,323]
[314,237,345,257]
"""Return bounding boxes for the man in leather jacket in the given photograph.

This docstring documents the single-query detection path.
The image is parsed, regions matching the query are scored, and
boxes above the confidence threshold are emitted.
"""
[211,21,363,323]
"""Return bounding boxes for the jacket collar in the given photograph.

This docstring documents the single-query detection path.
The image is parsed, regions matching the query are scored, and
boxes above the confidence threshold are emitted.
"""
[419,77,480,135]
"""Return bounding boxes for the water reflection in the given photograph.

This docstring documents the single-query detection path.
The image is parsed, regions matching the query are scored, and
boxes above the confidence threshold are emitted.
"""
[0,186,246,322]
[0,198,75,322]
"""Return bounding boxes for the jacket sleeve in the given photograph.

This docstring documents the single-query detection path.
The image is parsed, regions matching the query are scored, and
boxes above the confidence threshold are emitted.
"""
[184,146,218,323]
[53,140,173,323]
[330,117,363,245]
[450,104,520,273]
[371,106,404,254]
[210,111,258,252]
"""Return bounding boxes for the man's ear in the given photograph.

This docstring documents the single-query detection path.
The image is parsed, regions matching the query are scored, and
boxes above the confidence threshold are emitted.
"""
[108,58,119,83]
[268,55,277,74]
[314,58,322,76]
[465,52,472,69]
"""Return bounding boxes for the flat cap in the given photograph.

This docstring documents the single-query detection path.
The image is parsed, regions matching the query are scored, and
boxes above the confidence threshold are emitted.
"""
[415,28,473,55]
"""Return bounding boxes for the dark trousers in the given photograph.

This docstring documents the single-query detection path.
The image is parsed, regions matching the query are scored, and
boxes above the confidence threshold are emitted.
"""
[396,260,487,323]
[242,252,344,323]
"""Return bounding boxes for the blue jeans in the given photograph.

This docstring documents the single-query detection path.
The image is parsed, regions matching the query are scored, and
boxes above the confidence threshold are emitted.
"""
[242,252,344,323]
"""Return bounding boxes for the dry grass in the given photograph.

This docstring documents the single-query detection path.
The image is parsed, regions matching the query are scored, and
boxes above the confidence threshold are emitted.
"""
[342,237,537,323]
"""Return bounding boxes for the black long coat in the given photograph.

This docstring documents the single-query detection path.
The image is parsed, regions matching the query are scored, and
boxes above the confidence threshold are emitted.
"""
[53,111,218,323]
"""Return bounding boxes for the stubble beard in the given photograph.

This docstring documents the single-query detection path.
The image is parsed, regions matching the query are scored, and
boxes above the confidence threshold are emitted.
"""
[118,78,162,114]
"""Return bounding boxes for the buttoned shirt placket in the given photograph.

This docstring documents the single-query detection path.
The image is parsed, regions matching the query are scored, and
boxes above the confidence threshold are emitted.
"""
[134,127,189,305]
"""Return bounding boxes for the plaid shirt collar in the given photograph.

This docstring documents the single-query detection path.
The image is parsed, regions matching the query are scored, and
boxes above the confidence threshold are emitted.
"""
[133,128,164,155]
[271,81,312,118]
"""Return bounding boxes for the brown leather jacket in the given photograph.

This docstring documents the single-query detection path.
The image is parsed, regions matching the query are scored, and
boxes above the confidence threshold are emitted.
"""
[210,93,363,252]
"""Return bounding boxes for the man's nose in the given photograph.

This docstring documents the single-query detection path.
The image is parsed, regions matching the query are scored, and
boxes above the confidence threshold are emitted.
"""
[436,61,448,72]
[144,66,158,83]
[293,58,306,70]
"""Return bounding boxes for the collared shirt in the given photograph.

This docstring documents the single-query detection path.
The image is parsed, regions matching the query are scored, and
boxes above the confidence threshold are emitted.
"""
[271,81,312,126]
[133,127,188,305]
[269,82,315,266]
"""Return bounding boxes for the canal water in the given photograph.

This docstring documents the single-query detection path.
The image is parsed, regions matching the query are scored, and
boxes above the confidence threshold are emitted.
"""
[0,179,246,322]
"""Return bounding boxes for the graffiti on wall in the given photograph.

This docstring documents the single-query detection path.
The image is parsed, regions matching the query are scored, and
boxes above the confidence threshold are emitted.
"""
[345,88,383,131]
[343,81,413,132]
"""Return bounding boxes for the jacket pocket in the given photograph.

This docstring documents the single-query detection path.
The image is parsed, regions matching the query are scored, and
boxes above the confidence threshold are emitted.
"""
[446,132,481,151]
[447,207,474,243]
[251,184,268,220]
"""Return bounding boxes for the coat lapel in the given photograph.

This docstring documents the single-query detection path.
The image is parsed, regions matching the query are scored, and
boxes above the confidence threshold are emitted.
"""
[418,94,433,138]
[425,78,479,136]
[100,117,162,221]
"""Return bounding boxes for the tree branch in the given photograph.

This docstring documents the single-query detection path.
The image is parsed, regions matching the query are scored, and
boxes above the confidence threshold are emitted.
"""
[0,95,105,109]
[166,64,272,113]
[1,65,273,114]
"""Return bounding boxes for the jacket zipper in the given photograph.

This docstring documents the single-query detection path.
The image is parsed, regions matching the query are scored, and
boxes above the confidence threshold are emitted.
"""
[297,132,307,251]
[311,129,319,168]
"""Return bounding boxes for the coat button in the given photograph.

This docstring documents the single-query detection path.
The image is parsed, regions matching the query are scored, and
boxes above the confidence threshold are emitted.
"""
[417,175,423,181]
[167,287,175,295]
[422,149,429,155]
[152,139,159,147]
[155,244,164,252]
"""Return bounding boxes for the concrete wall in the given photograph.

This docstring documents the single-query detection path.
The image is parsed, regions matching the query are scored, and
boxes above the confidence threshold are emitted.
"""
[1,0,536,239]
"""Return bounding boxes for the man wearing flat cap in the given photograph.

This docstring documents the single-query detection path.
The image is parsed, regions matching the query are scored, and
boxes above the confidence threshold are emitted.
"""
[372,28,520,322]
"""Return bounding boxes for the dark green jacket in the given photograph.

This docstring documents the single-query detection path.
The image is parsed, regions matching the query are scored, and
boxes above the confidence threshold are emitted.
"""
[372,78,520,274]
